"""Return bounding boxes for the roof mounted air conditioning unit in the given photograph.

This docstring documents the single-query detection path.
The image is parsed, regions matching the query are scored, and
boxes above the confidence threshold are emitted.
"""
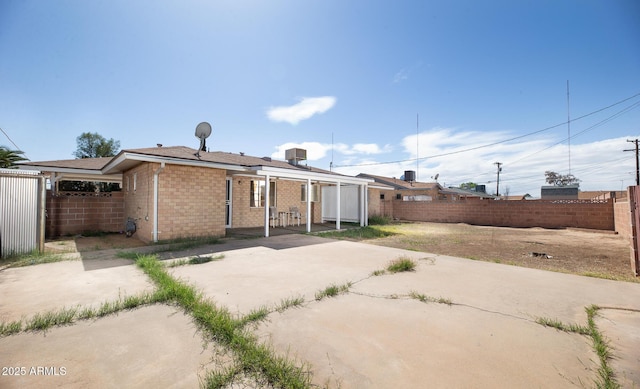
[285,148,307,166]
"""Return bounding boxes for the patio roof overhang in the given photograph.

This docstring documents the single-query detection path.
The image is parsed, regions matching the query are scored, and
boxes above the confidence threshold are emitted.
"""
[102,152,250,175]
[252,166,373,186]
[18,165,123,183]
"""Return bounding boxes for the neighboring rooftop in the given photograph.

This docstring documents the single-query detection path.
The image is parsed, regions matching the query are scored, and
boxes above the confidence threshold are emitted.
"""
[356,173,441,190]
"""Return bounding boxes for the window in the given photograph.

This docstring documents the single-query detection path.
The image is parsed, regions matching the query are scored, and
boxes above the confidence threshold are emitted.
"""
[396,193,402,200]
[380,193,385,200]
[250,180,276,207]
[300,184,320,202]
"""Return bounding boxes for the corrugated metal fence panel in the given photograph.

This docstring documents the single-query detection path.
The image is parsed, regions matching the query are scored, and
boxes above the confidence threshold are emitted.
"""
[0,169,41,257]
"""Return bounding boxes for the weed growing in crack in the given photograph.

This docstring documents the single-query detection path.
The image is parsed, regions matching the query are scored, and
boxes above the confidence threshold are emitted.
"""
[534,317,590,335]
[1,252,72,269]
[0,320,22,336]
[387,257,417,273]
[276,296,305,313]
[586,305,619,389]
[238,306,270,327]
[315,282,352,301]
[25,307,78,331]
[535,305,619,389]
[116,251,139,260]
[134,254,312,388]
[371,269,386,276]
[165,254,225,268]
[409,291,452,306]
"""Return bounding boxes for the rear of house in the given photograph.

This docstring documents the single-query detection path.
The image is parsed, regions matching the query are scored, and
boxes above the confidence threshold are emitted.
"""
[20,146,373,243]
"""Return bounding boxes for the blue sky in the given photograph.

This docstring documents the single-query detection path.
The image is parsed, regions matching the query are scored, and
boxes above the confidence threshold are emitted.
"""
[1,0,639,196]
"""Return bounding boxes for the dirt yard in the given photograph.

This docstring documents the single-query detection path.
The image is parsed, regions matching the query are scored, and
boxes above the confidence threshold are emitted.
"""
[42,222,637,282]
[366,222,637,282]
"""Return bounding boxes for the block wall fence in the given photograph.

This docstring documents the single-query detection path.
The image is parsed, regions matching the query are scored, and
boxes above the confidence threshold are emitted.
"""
[390,197,616,231]
[45,186,635,239]
[46,191,124,237]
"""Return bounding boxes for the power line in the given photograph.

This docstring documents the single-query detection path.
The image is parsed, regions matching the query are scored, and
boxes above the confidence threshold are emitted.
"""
[505,100,640,168]
[334,91,640,168]
[0,126,29,160]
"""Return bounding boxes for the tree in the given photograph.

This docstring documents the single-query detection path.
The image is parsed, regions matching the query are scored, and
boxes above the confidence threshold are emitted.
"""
[0,146,28,168]
[59,132,121,192]
[459,182,477,190]
[544,171,580,186]
[73,132,120,159]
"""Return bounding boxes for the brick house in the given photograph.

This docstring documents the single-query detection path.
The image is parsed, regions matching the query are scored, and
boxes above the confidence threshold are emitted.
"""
[20,146,373,243]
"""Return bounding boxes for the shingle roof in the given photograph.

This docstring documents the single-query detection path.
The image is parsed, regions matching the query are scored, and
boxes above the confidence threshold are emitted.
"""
[19,157,113,171]
[115,146,345,176]
[356,173,440,190]
[19,146,355,179]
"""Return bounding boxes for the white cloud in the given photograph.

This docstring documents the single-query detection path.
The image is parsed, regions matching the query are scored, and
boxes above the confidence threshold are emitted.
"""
[332,128,637,197]
[392,68,408,83]
[271,141,392,161]
[271,142,331,161]
[266,96,336,125]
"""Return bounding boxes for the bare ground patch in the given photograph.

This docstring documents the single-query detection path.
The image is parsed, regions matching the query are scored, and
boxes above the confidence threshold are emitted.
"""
[364,222,637,282]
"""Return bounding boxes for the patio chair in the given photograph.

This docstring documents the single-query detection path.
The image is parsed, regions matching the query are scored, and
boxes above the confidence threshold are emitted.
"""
[269,206,280,228]
[289,206,303,226]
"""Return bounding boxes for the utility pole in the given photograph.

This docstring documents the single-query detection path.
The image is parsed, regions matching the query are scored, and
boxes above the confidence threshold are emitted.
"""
[494,162,502,197]
[625,139,639,185]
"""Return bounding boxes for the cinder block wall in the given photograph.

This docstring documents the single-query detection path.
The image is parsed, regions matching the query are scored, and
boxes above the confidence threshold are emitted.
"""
[392,198,615,230]
[614,199,631,239]
[46,191,124,237]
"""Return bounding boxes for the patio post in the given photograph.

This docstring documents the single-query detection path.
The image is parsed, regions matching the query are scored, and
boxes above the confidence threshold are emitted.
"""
[336,181,341,230]
[306,178,311,233]
[264,173,270,237]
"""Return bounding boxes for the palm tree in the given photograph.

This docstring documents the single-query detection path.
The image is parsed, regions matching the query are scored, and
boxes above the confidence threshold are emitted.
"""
[0,146,28,168]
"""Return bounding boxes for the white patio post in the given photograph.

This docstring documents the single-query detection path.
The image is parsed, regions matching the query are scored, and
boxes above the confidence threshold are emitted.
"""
[336,181,341,230]
[264,174,270,237]
[360,183,366,227]
[306,178,312,233]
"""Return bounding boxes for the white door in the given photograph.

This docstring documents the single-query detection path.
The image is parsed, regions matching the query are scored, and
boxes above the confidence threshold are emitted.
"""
[321,184,360,222]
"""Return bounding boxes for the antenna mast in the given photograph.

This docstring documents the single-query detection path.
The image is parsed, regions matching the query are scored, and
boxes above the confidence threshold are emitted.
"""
[567,80,571,174]
[330,132,334,171]
[416,113,419,181]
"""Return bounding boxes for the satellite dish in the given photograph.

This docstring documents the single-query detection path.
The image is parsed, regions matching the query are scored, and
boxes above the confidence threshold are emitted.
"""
[194,122,212,157]
[432,173,439,181]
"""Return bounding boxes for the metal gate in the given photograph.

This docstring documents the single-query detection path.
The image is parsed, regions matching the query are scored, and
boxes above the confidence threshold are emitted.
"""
[628,185,640,276]
[0,168,46,258]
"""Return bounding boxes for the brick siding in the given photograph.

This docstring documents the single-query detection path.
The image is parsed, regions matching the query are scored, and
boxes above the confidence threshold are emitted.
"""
[229,178,319,228]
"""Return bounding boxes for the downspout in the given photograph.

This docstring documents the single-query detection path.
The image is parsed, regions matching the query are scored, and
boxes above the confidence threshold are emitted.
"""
[153,162,165,242]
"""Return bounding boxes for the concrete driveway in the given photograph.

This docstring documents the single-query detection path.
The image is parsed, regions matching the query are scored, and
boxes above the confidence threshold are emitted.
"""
[1,234,639,388]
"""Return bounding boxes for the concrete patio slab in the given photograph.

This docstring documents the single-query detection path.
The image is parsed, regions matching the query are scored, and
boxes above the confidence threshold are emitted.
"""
[597,308,640,388]
[0,258,154,322]
[169,237,426,314]
[1,234,639,388]
[256,294,594,388]
[0,305,221,389]
[170,235,640,388]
